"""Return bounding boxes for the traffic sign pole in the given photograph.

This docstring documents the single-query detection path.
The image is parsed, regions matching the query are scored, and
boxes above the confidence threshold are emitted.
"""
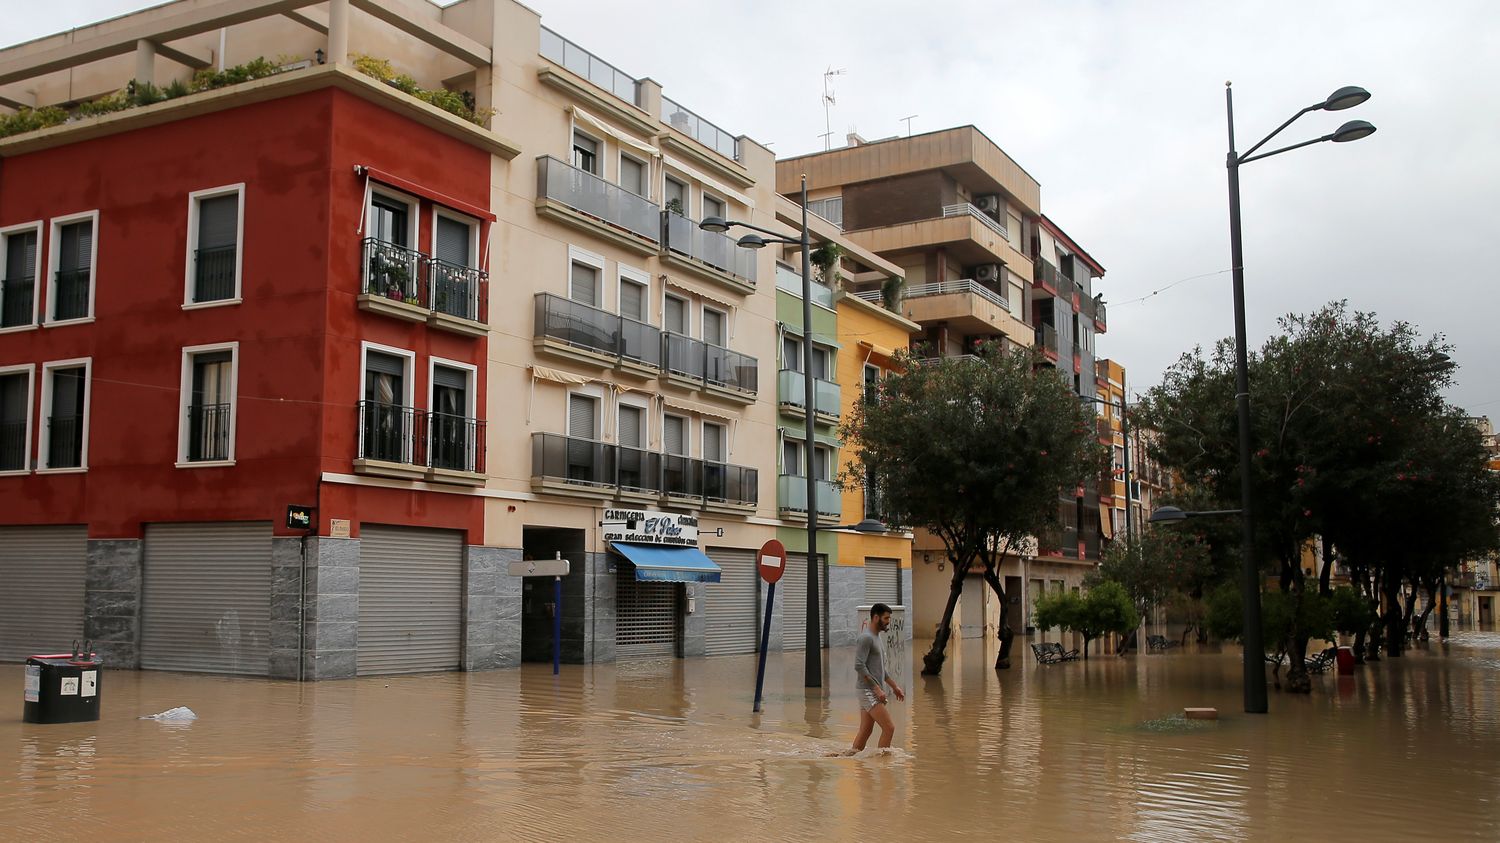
[553,575,562,676]
[754,581,775,713]
[752,539,787,714]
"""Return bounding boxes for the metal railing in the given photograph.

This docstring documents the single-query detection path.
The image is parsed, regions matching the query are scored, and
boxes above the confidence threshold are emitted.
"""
[533,432,758,505]
[46,414,83,468]
[1,278,33,327]
[53,269,90,321]
[428,411,486,473]
[777,370,840,417]
[914,354,982,366]
[429,259,487,323]
[662,212,757,284]
[663,332,757,394]
[539,26,641,106]
[778,474,842,518]
[186,403,232,462]
[662,453,702,499]
[850,289,883,305]
[941,203,1010,241]
[1078,289,1096,319]
[705,461,757,505]
[362,238,427,308]
[535,292,661,370]
[1036,323,1058,356]
[193,244,236,303]
[538,156,660,243]
[1093,297,1107,328]
[775,262,832,307]
[661,96,740,161]
[905,278,1009,311]
[357,400,421,466]
[0,418,25,470]
[1033,259,1064,294]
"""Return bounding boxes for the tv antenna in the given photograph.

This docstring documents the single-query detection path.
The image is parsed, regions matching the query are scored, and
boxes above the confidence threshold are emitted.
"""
[822,67,845,150]
[901,114,918,136]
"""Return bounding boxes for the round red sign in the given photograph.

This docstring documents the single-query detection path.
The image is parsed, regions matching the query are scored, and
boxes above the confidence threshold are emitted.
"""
[756,539,787,585]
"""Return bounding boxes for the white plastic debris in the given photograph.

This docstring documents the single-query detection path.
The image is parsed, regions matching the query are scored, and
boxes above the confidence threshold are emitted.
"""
[140,706,198,721]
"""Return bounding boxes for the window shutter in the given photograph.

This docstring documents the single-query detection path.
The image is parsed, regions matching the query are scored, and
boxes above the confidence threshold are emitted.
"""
[782,440,799,475]
[433,365,468,390]
[51,369,84,416]
[783,337,801,372]
[366,351,405,377]
[59,222,92,272]
[703,424,723,461]
[569,395,596,439]
[6,231,37,281]
[663,415,685,455]
[618,405,642,448]
[197,195,238,250]
[435,216,470,267]
[620,280,645,321]
[620,157,645,196]
[664,296,686,334]
[570,263,598,307]
[0,373,25,422]
[703,309,725,346]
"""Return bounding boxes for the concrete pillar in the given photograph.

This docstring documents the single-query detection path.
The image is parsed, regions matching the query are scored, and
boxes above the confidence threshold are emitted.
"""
[464,545,523,671]
[134,39,156,85]
[327,0,351,65]
[84,539,143,668]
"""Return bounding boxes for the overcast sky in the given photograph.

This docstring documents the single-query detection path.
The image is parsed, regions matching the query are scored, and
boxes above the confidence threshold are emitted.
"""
[10,1,1498,414]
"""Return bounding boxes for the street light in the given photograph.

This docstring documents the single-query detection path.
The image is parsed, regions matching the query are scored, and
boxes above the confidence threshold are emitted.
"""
[702,174,825,688]
[1225,82,1375,714]
[1080,394,1133,544]
[1147,505,1243,524]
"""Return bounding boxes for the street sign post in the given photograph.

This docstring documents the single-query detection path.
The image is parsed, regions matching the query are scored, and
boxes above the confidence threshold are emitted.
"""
[507,553,571,675]
[753,540,786,713]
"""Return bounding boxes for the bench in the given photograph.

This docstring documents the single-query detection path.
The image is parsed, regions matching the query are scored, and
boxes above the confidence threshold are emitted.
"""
[1146,634,1180,652]
[1031,641,1081,664]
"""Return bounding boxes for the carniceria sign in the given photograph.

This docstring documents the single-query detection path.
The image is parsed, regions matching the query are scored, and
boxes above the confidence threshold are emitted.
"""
[602,509,699,547]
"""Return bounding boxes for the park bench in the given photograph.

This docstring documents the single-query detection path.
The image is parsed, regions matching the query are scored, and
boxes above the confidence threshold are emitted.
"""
[1146,635,1180,652]
[1265,647,1338,673]
[1031,641,1081,664]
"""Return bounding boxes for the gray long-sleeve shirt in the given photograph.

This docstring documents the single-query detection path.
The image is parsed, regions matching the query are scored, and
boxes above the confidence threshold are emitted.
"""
[854,629,885,690]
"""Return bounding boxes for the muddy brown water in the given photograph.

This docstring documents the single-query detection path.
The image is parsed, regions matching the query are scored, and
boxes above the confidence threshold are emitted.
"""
[5,633,1499,841]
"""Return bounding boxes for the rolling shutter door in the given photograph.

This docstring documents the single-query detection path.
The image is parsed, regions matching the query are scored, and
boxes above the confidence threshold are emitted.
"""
[703,547,758,656]
[141,522,272,675]
[358,525,463,676]
[197,194,238,250]
[782,553,828,651]
[0,526,86,663]
[435,216,471,267]
[864,558,901,605]
[616,576,678,659]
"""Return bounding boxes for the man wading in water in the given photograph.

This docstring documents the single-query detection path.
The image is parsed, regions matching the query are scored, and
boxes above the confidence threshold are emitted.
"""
[846,603,904,755]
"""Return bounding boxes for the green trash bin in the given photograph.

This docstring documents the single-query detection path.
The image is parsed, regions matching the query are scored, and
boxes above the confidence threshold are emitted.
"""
[23,643,102,724]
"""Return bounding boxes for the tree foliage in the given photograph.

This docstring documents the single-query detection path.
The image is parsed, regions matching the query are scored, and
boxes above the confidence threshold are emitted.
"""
[1092,527,1211,622]
[1033,582,1139,659]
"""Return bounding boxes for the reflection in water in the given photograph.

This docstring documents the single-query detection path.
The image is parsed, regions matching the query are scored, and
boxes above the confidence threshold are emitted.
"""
[4,632,1500,840]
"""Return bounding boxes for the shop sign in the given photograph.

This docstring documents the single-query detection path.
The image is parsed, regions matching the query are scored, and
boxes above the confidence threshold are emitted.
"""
[602,509,699,547]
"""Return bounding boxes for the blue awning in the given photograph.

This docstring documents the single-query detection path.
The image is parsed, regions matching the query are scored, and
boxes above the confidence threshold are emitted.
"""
[610,542,722,583]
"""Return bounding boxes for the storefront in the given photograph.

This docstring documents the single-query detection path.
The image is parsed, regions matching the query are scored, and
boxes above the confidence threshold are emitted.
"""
[605,509,720,660]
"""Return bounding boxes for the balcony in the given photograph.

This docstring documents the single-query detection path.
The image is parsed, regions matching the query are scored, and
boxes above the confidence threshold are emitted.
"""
[1035,323,1059,362]
[845,212,1028,274]
[777,370,841,421]
[902,278,1030,343]
[539,26,641,107]
[660,96,752,189]
[661,332,758,402]
[536,156,661,255]
[941,203,1009,243]
[53,269,90,321]
[537,27,654,139]
[778,474,842,520]
[534,292,661,376]
[191,245,236,303]
[661,212,757,294]
[532,432,757,510]
[185,403,232,462]
[1,419,26,470]
[1096,417,1115,444]
[358,238,488,336]
[776,262,834,308]
[1093,297,1107,332]
[46,415,83,468]
[427,411,486,485]
[1,277,34,328]
[428,259,488,336]
[1033,260,1064,296]
[355,401,486,485]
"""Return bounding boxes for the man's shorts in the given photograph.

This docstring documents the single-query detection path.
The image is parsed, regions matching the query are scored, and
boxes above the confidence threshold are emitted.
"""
[858,687,883,711]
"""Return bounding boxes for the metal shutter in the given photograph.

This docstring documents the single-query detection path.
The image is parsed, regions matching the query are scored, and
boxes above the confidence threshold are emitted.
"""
[141,522,272,675]
[433,364,468,390]
[664,296,685,334]
[357,525,463,676]
[6,230,36,281]
[703,547,759,656]
[620,280,645,322]
[197,194,238,249]
[782,553,828,651]
[435,216,470,267]
[616,576,678,659]
[569,395,596,439]
[0,526,86,662]
[618,405,643,448]
[570,262,598,306]
[59,221,92,271]
[703,309,725,346]
[703,424,724,461]
[864,558,901,605]
[663,415,685,455]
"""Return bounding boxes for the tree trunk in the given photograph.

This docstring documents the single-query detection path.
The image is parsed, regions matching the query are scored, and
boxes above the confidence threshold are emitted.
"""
[1414,581,1437,642]
[1353,629,1367,664]
[1319,540,1334,597]
[921,559,968,675]
[1439,576,1450,639]
[978,566,1014,669]
[1082,635,1093,659]
[1383,573,1404,658]
[1402,585,1419,642]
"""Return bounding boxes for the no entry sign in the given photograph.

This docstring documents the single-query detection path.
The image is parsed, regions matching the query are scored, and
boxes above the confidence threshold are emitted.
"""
[757,539,786,585]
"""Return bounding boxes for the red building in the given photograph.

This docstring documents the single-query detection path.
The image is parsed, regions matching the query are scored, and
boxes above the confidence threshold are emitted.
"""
[0,69,512,679]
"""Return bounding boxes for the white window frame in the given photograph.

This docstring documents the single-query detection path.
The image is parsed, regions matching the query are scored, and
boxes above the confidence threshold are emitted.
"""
[701,304,728,347]
[663,174,689,214]
[37,356,92,472]
[702,420,727,462]
[571,128,603,176]
[359,341,418,464]
[616,393,651,450]
[45,210,99,326]
[0,220,43,333]
[176,341,240,467]
[663,290,690,335]
[567,245,606,306]
[182,183,246,309]
[782,334,802,372]
[662,411,690,456]
[812,444,833,481]
[0,363,35,474]
[618,150,649,199]
[430,207,481,270]
[781,435,803,476]
[617,264,650,323]
[368,187,420,247]
[428,356,478,420]
[565,386,604,441]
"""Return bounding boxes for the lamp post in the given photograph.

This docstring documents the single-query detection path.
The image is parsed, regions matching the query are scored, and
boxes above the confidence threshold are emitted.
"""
[702,174,824,688]
[1224,82,1375,714]
[1081,394,1132,544]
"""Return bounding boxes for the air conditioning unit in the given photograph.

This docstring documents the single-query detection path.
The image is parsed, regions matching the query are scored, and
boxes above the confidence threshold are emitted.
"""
[974,263,1001,283]
[975,194,1002,215]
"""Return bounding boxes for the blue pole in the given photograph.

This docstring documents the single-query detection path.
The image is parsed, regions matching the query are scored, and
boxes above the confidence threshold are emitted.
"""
[753,581,775,712]
[553,575,562,676]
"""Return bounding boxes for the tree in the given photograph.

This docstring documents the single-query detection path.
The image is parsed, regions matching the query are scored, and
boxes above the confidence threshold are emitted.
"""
[1034,582,1139,659]
[1207,583,1334,688]
[841,344,1105,674]
[1092,527,1210,651]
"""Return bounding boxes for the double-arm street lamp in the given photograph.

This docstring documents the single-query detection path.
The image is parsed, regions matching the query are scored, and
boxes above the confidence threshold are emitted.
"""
[702,175,825,688]
[1225,82,1375,714]
[1080,394,1133,544]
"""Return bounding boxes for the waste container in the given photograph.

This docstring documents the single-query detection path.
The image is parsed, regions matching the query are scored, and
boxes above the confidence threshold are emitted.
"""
[1335,646,1355,676]
[23,645,102,724]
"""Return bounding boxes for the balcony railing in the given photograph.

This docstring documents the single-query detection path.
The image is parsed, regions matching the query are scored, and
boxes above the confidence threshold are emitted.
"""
[0,418,25,470]
[534,292,662,370]
[1,278,33,327]
[193,244,236,303]
[1036,323,1058,357]
[941,203,1010,242]
[187,402,232,462]
[776,262,833,307]
[428,411,486,474]
[662,212,757,285]
[538,156,660,243]
[46,414,83,468]
[357,400,422,466]
[850,289,883,305]
[1033,260,1064,295]
[539,26,641,106]
[1096,416,1115,443]
[906,278,1009,311]
[1093,297,1107,328]
[777,370,840,417]
[533,432,758,506]
[663,333,757,395]
[661,96,740,161]
[53,269,90,321]
[915,354,982,367]
[362,238,427,308]
[778,474,842,518]
[1078,290,1096,319]
[430,259,487,323]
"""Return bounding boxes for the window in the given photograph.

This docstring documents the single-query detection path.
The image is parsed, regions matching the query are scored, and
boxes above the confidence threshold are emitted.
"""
[810,346,831,381]
[369,194,411,247]
[664,176,687,215]
[360,345,414,464]
[179,344,237,464]
[618,404,644,449]
[0,365,33,472]
[572,130,599,175]
[430,360,476,472]
[185,185,243,306]
[664,293,687,334]
[48,213,97,323]
[702,307,726,347]
[570,261,600,307]
[782,438,802,476]
[619,276,647,322]
[432,211,479,319]
[703,421,726,462]
[782,336,802,372]
[702,194,726,222]
[568,393,598,440]
[1,223,40,329]
[39,359,90,470]
[364,193,419,302]
[1113,445,1125,471]
[619,154,647,197]
[663,414,687,455]
[807,196,843,227]
[812,445,832,481]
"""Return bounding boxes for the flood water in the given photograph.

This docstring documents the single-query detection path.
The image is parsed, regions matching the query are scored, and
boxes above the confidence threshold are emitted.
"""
[6,632,1500,842]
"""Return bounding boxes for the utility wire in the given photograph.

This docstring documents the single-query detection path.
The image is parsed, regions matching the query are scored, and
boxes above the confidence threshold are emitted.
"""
[1110,268,1233,307]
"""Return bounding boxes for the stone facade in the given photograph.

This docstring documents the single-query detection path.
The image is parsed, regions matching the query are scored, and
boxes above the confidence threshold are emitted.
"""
[465,545,523,671]
[827,565,865,647]
[84,539,142,668]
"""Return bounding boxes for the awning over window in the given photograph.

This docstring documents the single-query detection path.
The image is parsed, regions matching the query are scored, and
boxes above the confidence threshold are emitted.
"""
[610,542,722,583]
